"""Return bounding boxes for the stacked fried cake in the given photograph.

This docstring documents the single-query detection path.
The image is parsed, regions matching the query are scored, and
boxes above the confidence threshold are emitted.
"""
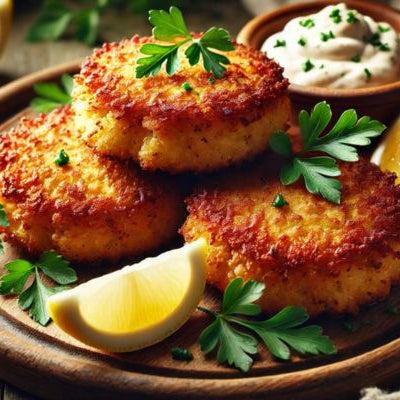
[0,37,289,263]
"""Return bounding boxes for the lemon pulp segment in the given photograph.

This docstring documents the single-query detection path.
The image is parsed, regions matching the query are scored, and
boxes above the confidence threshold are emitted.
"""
[79,254,193,334]
[47,239,207,352]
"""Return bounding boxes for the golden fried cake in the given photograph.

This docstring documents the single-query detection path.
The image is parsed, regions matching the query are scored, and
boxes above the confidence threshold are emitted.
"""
[181,157,400,316]
[0,107,184,263]
[72,36,289,173]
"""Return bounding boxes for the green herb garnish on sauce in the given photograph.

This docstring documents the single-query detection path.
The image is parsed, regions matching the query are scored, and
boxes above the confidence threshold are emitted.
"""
[364,68,372,81]
[299,18,315,29]
[298,37,307,47]
[274,39,286,48]
[347,11,359,24]
[378,24,391,33]
[302,59,315,72]
[329,9,342,24]
[320,30,335,42]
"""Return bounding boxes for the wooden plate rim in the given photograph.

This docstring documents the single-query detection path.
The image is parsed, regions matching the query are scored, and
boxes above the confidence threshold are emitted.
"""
[0,62,399,399]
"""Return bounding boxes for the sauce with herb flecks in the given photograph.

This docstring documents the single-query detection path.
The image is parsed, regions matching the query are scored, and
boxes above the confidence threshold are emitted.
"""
[262,3,400,88]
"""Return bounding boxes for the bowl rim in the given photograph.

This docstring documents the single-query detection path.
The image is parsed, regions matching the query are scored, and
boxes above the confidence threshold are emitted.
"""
[237,0,400,98]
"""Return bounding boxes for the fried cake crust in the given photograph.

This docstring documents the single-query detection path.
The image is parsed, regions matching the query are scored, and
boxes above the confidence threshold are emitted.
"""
[72,36,289,172]
[181,157,400,315]
[0,107,184,263]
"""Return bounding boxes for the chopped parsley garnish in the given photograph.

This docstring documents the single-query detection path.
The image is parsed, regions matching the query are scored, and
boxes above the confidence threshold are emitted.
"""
[182,82,193,91]
[368,33,390,51]
[385,303,399,316]
[198,278,336,372]
[329,8,342,24]
[274,39,286,48]
[347,11,359,24]
[369,33,381,46]
[351,55,361,63]
[299,18,315,29]
[380,43,390,52]
[209,76,216,84]
[320,64,325,69]
[0,251,78,326]
[298,37,307,46]
[171,347,194,361]
[364,68,372,81]
[320,30,335,42]
[136,7,235,79]
[272,193,289,208]
[378,24,391,33]
[302,59,315,72]
[55,149,70,166]
[30,74,73,113]
[342,317,358,333]
[269,101,385,204]
[0,204,10,255]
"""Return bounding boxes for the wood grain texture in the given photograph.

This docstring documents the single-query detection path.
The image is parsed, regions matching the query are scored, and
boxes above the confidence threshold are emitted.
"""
[0,63,400,400]
[3,385,36,400]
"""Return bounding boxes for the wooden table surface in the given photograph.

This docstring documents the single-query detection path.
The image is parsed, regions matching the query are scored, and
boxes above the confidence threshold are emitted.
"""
[0,3,252,399]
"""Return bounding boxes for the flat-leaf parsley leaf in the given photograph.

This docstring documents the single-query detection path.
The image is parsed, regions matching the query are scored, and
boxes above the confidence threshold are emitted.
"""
[30,74,73,113]
[0,250,77,326]
[136,7,235,79]
[269,102,385,204]
[198,278,336,372]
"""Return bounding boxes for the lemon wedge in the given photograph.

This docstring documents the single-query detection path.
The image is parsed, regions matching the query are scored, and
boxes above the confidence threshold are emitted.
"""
[0,0,12,56]
[371,116,400,184]
[47,239,207,352]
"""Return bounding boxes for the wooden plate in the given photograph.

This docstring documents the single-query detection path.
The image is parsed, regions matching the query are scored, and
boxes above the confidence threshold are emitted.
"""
[1,62,400,400]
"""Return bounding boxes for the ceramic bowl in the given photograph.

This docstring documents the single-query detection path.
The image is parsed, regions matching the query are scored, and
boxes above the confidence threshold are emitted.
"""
[237,0,400,124]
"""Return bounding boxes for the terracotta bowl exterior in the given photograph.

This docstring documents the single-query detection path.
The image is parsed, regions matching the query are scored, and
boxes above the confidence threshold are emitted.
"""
[237,0,400,124]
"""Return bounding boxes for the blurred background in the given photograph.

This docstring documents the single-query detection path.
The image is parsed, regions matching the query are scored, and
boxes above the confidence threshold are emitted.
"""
[1,0,400,85]
[0,0,252,85]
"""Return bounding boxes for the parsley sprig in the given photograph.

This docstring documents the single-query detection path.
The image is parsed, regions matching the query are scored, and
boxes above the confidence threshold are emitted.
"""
[198,278,336,372]
[136,7,235,78]
[30,74,73,113]
[27,0,115,45]
[270,102,385,204]
[0,251,78,326]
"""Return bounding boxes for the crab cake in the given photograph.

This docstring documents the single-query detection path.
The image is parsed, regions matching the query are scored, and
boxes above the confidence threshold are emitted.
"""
[0,107,184,263]
[72,36,289,173]
[181,157,400,316]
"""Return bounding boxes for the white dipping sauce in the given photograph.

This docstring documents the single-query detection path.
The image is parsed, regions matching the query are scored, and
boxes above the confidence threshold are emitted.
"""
[262,3,400,88]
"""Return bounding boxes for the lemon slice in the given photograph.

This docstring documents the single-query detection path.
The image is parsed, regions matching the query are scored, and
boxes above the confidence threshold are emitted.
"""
[0,0,12,56]
[371,116,400,184]
[47,239,207,352]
